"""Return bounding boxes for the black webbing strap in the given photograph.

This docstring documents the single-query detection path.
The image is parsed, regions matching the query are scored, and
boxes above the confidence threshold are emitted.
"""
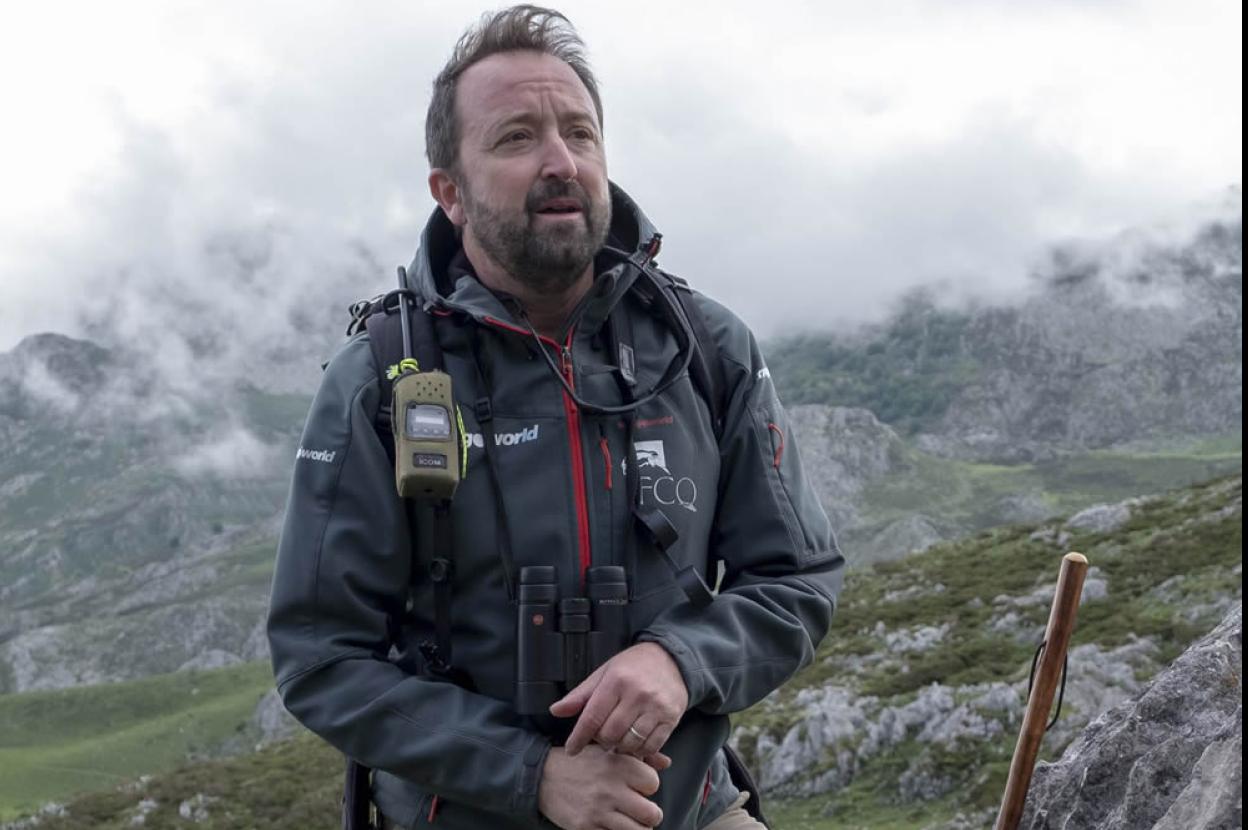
[669,282,728,441]
[469,338,519,599]
[341,757,374,830]
[722,744,769,824]
[604,280,725,601]
[665,282,729,591]
[407,298,444,375]
[364,304,405,453]
[425,503,454,669]
[360,297,467,687]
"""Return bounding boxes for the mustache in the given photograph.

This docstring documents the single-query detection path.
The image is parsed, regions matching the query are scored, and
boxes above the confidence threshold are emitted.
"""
[525,179,589,212]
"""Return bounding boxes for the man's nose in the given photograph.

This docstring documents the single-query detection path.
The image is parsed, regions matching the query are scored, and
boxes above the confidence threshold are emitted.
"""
[539,133,578,181]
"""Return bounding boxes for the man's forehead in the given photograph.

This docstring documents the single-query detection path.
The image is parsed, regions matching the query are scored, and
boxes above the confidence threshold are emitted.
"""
[457,51,597,131]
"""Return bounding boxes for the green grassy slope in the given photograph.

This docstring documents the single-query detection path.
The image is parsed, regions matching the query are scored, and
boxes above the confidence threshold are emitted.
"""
[847,438,1242,558]
[0,663,274,821]
[789,477,1240,703]
[4,475,1240,829]
[734,474,1242,828]
[4,734,342,830]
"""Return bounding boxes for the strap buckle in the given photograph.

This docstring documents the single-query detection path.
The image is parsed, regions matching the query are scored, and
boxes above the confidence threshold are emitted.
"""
[474,397,493,423]
[428,557,453,583]
[618,343,637,387]
[418,640,452,673]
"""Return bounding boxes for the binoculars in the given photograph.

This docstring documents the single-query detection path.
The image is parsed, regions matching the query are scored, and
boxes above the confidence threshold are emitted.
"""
[515,565,630,715]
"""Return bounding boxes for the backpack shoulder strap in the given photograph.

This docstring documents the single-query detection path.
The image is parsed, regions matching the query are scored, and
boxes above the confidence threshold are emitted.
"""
[661,274,729,441]
[352,294,468,681]
[337,295,469,826]
[722,743,769,824]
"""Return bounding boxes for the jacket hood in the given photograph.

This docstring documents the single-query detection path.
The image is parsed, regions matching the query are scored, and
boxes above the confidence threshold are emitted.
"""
[404,181,659,332]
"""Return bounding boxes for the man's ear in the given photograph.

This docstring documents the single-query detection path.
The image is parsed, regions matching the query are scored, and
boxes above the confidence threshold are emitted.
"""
[429,169,466,227]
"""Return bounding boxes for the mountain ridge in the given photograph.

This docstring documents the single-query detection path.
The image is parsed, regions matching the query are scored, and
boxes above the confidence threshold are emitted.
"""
[0,208,1239,692]
[771,214,1242,461]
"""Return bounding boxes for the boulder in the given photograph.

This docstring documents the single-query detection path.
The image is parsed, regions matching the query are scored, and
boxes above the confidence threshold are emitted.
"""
[1065,501,1137,534]
[1022,605,1242,829]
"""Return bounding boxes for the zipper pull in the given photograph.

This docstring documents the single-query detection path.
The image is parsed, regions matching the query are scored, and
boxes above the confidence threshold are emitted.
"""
[598,423,613,491]
[561,345,574,380]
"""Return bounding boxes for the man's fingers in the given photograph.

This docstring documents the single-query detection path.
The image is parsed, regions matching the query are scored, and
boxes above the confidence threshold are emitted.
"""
[602,809,659,830]
[615,791,664,829]
[643,752,672,772]
[549,665,604,718]
[601,706,651,752]
[614,717,652,757]
[620,755,662,798]
[639,720,675,760]
[562,685,619,755]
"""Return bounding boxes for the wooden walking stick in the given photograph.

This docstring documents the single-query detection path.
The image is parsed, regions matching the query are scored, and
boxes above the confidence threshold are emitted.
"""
[994,551,1089,830]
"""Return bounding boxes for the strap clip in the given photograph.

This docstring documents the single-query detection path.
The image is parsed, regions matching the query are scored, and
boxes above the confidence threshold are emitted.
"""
[634,506,679,551]
[618,343,637,386]
[428,557,453,583]
[474,397,493,423]
[675,566,714,609]
[418,640,451,673]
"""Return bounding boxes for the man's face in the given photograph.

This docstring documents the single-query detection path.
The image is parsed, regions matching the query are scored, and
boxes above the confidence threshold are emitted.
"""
[435,50,611,295]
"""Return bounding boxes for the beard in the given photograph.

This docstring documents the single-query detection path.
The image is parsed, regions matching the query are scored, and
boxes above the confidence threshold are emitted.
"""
[461,177,612,296]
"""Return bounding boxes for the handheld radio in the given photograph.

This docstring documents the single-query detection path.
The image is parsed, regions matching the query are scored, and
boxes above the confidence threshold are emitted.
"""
[391,270,461,501]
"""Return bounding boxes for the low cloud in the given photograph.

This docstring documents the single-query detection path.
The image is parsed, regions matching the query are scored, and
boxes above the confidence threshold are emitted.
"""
[0,0,1239,382]
[172,423,280,480]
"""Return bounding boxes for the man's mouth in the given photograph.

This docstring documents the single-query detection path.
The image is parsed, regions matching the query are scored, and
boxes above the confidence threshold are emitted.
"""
[535,198,583,215]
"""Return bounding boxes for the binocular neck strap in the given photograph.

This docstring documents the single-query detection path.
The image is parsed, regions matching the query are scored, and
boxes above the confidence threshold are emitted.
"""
[469,334,519,600]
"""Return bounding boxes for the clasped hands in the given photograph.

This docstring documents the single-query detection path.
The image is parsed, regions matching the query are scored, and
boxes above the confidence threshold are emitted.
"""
[538,642,689,830]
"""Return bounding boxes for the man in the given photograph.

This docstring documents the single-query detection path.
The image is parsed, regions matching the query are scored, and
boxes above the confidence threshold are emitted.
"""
[267,6,843,829]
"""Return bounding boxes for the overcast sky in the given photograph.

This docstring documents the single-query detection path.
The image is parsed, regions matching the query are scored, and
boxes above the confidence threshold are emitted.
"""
[0,0,1241,353]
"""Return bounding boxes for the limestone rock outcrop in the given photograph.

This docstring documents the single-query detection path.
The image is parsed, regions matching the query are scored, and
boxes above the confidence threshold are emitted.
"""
[1022,605,1242,829]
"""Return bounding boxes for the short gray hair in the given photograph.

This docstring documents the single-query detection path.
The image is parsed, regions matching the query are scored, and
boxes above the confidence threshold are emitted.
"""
[426,5,604,171]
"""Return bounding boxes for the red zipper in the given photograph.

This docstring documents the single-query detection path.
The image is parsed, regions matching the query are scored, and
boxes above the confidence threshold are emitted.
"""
[767,422,785,469]
[560,335,593,585]
[480,316,594,585]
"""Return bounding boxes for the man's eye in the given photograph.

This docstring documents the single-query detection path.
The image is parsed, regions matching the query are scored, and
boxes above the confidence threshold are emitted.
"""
[503,131,531,144]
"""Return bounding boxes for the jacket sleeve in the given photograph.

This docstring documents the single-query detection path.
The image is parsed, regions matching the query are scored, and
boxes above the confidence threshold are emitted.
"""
[636,297,845,714]
[266,336,549,817]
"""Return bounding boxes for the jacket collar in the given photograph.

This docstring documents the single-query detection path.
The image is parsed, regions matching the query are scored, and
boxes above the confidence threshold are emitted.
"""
[404,181,659,337]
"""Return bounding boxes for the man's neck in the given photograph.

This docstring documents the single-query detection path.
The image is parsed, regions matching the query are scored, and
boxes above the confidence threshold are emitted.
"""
[463,242,594,341]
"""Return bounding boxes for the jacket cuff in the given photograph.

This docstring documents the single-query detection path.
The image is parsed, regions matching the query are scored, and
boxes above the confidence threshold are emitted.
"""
[635,628,707,710]
[513,733,553,819]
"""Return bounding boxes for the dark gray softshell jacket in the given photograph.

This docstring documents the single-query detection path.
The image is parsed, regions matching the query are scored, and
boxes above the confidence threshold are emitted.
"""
[267,184,845,828]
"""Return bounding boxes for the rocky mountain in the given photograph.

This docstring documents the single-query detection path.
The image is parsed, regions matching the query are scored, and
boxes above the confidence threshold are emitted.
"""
[1023,606,1241,829]
[0,333,305,693]
[772,213,1242,462]
[785,403,1238,564]
[1,208,1242,691]
[732,474,1242,827]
